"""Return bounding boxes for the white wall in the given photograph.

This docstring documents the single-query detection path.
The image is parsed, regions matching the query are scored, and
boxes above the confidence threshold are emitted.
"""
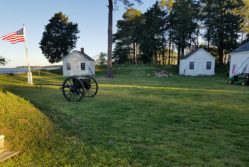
[63,51,95,76]
[229,52,249,77]
[179,49,215,76]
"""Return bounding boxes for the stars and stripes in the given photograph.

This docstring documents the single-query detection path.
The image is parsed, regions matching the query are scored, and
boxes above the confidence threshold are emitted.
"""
[1,28,25,44]
[232,64,236,74]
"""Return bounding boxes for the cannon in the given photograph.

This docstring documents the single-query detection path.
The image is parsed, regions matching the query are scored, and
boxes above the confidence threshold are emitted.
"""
[35,76,98,101]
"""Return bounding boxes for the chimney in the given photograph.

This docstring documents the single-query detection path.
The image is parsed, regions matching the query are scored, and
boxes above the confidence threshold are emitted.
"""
[191,46,196,51]
[81,48,84,53]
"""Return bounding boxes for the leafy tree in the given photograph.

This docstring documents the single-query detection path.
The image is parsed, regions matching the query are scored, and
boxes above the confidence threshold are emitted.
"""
[113,8,142,64]
[95,52,107,65]
[160,0,174,65]
[201,0,244,66]
[112,42,130,64]
[107,0,142,78]
[233,0,249,35]
[199,42,219,59]
[242,33,249,44]
[169,0,199,64]
[0,56,9,66]
[40,12,79,63]
[139,1,168,64]
[160,0,174,10]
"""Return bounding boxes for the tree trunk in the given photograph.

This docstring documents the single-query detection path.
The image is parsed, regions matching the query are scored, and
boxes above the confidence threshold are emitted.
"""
[133,43,136,64]
[154,48,157,65]
[218,46,224,66]
[181,46,184,59]
[207,39,210,52]
[168,28,171,65]
[162,50,165,65]
[107,0,114,78]
[177,46,180,65]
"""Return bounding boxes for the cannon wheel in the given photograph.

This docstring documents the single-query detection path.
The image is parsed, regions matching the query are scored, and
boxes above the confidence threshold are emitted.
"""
[84,76,98,97]
[62,77,85,101]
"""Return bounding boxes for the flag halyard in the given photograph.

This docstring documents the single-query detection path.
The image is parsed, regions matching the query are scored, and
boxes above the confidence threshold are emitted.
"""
[1,28,25,44]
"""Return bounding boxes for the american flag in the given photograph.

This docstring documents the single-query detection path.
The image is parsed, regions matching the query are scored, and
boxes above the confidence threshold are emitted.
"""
[232,64,236,74]
[1,28,25,44]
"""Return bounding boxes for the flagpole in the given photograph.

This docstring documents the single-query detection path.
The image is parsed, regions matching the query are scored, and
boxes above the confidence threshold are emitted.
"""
[23,24,32,84]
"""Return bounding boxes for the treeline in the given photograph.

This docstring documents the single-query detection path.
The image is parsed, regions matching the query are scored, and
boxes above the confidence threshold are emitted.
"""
[112,0,249,66]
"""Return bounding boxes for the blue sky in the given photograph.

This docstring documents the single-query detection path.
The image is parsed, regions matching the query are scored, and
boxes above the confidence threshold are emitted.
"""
[0,0,156,68]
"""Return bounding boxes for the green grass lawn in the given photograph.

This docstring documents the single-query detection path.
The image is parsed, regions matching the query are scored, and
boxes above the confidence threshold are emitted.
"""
[0,65,249,166]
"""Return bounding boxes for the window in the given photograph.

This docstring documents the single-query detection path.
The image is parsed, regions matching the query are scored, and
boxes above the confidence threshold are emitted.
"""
[66,63,71,70]
[81,63,85,70]
[189,62,194,70]
[206,62,211,70]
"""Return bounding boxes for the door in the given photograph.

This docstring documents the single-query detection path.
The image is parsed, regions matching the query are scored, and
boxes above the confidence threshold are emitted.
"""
[198,62,205,75]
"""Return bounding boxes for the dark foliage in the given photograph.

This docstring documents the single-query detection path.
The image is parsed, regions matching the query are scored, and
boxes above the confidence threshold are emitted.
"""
[0,56,9,66]
[107,0,143,78]
[39,12,79,63]
[113,42,130,64]
[201,0,244,66]
[139,1,168,64]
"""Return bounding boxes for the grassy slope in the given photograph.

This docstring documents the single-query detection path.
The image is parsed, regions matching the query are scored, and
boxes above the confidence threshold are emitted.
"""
[0,65,249,166]
[0,90,65,166]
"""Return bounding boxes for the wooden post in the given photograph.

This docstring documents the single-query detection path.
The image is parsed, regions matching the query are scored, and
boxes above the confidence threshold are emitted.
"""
[23,24,33,84]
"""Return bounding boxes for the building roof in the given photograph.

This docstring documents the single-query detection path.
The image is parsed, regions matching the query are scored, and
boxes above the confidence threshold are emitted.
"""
[181,49,199,60]
[229,41,249,54]
[181,48,216,60]
[76,51,94,61]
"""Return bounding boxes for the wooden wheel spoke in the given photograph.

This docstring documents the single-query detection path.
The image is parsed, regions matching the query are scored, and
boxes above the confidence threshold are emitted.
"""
[75,93,78,100]
[85,90,89,97]
[69,79,73,86]
[69,92,73,100]
[63,77,93,101]
[89,88,95,95]
[66,91,72,96]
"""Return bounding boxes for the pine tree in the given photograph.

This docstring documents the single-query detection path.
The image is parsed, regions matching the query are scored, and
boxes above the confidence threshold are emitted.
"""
[201,0,244,66]
[113,8,142,64]
[139,1,168,64]
[107,0,142,78]
[112,42,130,64]
[169,0,199,64]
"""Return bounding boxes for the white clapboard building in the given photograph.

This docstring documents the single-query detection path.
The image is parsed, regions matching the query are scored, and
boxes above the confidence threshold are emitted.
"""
[179,48,216,76]
[63,48,95,76]
[229,41,249,77]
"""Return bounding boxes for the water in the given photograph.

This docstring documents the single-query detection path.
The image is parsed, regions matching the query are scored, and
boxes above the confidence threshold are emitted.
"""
[0,68,59,74]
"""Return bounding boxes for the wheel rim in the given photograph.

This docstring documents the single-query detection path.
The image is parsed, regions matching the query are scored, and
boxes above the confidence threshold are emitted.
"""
[242,82,245,86]
[229,80,231,84]
[84,76,98,97]
[62,77,84,101]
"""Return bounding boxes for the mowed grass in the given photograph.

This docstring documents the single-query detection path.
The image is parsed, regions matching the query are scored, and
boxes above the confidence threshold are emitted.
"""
[0,65,249,166]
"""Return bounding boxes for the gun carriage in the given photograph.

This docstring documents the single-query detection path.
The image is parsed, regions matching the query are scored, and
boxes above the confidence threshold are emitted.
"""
[35,76,98,101]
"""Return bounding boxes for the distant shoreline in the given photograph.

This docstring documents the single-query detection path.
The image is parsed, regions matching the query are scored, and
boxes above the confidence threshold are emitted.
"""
[0,68,60,74]
[16,65,62,68]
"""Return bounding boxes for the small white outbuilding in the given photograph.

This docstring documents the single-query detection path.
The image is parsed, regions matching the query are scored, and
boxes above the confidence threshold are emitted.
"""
[63,48,95,76]
[229,41,249,77]
[179,48,216,76]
